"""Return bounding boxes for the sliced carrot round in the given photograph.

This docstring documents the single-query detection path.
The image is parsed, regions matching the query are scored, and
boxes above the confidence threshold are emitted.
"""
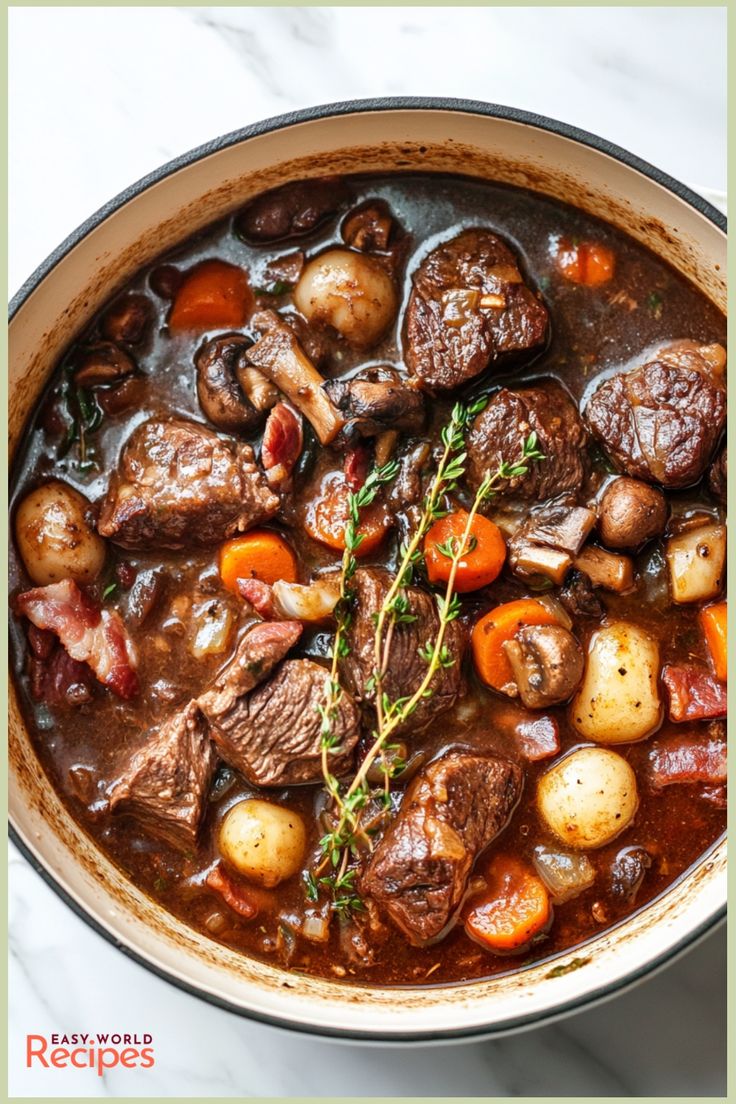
[464,855,551,953]
[219,531,297,593]
[471,597,559,692]
[424,510,506,593]
[304,471,389,557]
[555,239,615,287]
[169,259,253,332]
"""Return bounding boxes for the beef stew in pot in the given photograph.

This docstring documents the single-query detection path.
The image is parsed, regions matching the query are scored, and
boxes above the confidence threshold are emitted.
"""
[9,173,726,986]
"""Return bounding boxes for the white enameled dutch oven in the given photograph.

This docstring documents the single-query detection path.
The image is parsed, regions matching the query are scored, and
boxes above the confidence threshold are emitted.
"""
[8,99,727,1042]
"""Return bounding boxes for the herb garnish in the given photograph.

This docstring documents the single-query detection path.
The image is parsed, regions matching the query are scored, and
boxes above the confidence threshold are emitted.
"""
[254,280,293,297]
[310,401,544,920]
[646,291,664,320]
[59,374,104,472]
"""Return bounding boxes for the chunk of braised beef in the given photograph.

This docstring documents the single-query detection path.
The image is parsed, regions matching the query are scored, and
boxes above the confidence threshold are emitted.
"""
[234,177,349,243]
[324,366,426,439]
[362,751,522,945]
[107,700,216,850]
[466,383,588,503]
[708,447,727,503]
[341,568,467,735]
[405,228,549,391]
[385,441,431,515]
[198,620,303,720]
[585,341,726,488]
[206,658,360,787]
[97,418,279,550]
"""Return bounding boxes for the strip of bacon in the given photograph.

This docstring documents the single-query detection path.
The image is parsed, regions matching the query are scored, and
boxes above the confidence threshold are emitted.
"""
[662,664,727,722]
[15,579,139,699]
[261,402,303,489]
[205,863,258,919]
[648,727,727,789]
[237,577,277,619]
[343,442,371,493]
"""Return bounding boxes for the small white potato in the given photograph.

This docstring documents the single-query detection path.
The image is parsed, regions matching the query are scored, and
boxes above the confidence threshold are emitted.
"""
[537,746,638,850]
[219,799,306,888]
[15,481,106,586]
[571,622,661,744]
[293,248,397,348]
[666,523,726,604]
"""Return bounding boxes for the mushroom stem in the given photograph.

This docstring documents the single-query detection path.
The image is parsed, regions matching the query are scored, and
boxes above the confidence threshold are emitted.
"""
[247,312,345,445]
[574,545,634,593]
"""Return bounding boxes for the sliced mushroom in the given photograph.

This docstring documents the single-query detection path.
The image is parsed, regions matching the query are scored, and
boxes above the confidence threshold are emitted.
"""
[507,505,596,585]
[324,366,426,439]
[246,311,345,445]
[101,294,154,346]
[503,624,584,709]
[73,342,136,387]
[341,201,394,252]
[195,334,267,433]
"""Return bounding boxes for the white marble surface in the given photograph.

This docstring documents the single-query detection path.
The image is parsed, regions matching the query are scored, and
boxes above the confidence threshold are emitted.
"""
[8,6,726,1098]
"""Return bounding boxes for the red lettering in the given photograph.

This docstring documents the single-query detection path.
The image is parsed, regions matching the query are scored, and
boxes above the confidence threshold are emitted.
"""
[140,1047,155,1068]
[50,1047,70,1067]
[26,1035,48,1067]
[119,1047,138,1068]
[97,1048,119,1076]
[70,1048,88,1069]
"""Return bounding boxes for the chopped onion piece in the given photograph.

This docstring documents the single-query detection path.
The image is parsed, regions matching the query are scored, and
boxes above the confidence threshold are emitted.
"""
[536,595,573,630]
[441,288,480,327]
[191,600,234,658]
[533,845,595,903]
[302,910,331,943]
[272,577,340,622]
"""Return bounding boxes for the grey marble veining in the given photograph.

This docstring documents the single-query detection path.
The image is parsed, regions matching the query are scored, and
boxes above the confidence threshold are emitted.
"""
[8,6,726,1097]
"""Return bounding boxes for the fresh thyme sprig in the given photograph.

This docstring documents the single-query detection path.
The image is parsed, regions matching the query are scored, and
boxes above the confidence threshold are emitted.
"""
[315,458,398,899]
[341,427,544,824]
[310,403,544,918]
